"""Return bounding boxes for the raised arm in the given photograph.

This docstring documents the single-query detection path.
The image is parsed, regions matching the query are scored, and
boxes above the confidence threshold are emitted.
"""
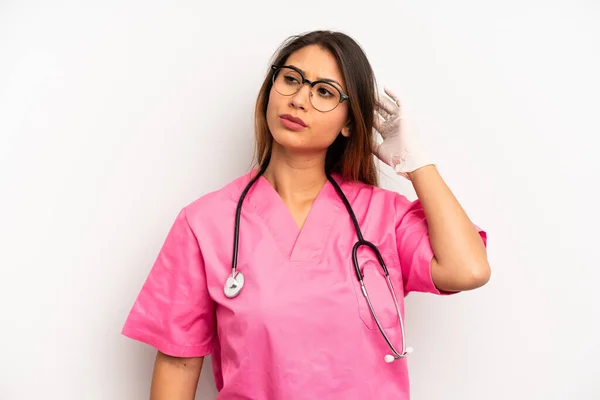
[408,165,490,291]
[373,88,490,292]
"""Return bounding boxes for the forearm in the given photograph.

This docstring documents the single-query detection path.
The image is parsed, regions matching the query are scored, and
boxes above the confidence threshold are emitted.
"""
[407,165,490,291]
[150,352,203,400]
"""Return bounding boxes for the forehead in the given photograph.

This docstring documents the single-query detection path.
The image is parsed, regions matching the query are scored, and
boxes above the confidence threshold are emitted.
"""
[285,45,345,88]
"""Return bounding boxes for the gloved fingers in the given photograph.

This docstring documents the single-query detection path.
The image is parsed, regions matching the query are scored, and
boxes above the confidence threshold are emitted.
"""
[376,88,401,116]
[376,94,397,117]
[383,87,401,107]
[373,110,386,132]
[374,106,389,122]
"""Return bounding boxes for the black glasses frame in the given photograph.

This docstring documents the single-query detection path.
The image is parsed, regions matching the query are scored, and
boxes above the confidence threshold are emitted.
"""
[270,64,350,112]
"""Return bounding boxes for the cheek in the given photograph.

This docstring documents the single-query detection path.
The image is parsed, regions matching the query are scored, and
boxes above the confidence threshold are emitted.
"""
[316,111,348,141]
[266,90,282,125]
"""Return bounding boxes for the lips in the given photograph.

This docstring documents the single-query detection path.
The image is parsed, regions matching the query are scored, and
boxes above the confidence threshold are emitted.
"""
[280,114,307,127]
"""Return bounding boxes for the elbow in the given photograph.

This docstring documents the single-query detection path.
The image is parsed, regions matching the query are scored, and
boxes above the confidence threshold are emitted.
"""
[466,261,491,289]
[432,257,491,291]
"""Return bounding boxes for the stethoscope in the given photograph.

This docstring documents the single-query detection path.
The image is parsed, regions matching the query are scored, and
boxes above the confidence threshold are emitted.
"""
[223,164,413,362]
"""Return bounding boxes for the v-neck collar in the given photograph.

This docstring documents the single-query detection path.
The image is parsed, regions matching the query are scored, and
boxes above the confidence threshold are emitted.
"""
[245,170,351,263]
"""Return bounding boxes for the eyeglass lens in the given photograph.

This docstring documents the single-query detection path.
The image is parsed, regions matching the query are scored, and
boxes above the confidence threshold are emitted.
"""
[273,67,342,112]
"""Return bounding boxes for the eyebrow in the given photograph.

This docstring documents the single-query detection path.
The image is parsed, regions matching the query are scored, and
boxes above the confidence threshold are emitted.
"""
[289,64,344,91]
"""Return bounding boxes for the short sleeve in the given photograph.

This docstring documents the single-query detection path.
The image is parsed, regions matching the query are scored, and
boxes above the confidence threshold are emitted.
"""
[394,195,487,295]
[121,208,216,357]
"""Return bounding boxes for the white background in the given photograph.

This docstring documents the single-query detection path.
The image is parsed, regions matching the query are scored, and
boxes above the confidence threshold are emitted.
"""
[1,0,599,399]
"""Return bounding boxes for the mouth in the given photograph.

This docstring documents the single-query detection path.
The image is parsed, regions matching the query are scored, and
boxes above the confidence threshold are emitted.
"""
[279,114,307,131]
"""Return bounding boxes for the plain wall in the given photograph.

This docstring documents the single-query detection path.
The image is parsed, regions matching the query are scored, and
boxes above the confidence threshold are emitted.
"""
[1,0,599,399]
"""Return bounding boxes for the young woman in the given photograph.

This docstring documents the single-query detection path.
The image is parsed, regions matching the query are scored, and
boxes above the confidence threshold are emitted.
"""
[122,30,490,399]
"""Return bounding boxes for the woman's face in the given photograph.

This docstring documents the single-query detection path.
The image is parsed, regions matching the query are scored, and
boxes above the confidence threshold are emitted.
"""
[266,44,350,155]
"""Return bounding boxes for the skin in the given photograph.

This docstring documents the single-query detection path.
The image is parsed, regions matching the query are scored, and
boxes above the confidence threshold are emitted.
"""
[149,43,490,398]
[150,352,203,399]
[263,44,351,229]
[408,164,491,291]
[150,45,350,399]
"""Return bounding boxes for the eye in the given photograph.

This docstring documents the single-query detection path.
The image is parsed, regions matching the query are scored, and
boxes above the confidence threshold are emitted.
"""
[316,85,334,98]
[283,74,300,85]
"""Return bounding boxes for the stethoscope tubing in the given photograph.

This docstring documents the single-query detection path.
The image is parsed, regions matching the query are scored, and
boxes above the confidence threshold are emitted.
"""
[229,163,410,360]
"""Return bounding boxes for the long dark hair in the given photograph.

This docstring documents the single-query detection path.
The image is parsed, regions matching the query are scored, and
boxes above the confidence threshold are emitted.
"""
[253,30,379,186]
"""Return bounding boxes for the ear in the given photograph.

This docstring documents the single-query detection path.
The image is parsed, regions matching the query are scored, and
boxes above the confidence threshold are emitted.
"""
[340,120,352,138]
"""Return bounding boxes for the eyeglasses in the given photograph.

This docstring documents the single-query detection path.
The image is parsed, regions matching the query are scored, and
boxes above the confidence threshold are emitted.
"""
[271,65,350,112]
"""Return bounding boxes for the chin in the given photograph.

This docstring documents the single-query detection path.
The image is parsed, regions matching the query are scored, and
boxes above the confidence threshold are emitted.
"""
[272,131,310,150]
[270,129,321,153]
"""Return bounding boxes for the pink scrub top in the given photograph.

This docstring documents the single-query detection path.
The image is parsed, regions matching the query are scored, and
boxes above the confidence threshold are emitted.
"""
[122,170,487,399]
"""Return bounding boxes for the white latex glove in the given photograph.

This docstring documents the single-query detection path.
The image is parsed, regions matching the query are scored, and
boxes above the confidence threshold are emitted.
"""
[372,88,434,179]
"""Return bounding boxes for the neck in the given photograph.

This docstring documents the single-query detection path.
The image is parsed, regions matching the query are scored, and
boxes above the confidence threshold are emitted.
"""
[262,142,328,204]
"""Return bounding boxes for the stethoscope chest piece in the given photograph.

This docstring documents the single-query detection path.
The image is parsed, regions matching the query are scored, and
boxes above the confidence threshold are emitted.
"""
[224,270,245,298]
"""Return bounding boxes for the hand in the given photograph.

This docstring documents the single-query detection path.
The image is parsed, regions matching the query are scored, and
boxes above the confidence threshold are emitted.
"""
[372,88,434,179]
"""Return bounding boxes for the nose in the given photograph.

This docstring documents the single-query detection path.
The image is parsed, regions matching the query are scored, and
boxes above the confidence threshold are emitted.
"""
[289,84,311,111]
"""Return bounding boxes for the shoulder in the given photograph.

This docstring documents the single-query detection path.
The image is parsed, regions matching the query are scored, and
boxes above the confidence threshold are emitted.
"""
[346,178,413,207]
[342,177,419,222]
[180,170,254,224]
